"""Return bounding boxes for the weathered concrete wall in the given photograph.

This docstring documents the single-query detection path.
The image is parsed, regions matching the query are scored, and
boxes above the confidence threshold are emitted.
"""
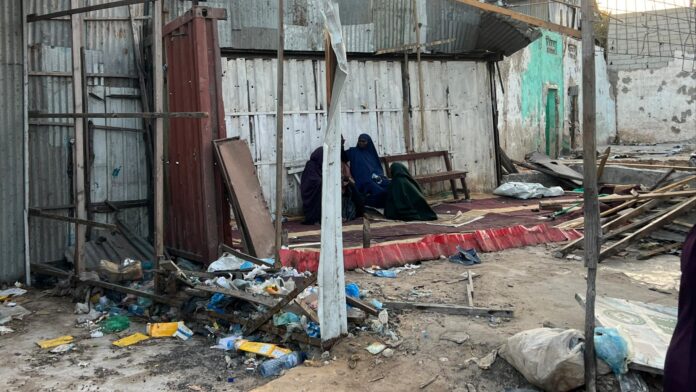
[613,59,696,143]
[497,30,616,161]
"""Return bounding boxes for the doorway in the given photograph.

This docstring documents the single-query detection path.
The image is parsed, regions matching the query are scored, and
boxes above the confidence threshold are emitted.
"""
[545,88,559,158]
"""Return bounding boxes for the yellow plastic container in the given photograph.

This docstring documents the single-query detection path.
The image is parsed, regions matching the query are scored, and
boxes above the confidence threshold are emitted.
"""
[113,332,150,347]
[37,335,74,349]
[146,321,180,337]
[234,339,292,358]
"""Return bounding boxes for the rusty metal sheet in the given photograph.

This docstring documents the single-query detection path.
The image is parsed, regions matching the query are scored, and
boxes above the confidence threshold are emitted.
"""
[163,6,230,263]
[213,138,275,259]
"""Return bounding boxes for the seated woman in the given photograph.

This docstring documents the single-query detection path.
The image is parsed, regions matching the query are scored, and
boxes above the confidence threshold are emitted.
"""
[347,134,390,208]
[300,147,364,225]
[384,163,437,221]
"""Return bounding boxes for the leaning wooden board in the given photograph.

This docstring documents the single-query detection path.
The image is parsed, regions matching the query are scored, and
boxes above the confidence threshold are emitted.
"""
[213,138,275,258]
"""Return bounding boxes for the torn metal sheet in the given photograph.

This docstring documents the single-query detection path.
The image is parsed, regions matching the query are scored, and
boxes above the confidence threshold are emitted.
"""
[213,138,275,259]
[577,294,676,373]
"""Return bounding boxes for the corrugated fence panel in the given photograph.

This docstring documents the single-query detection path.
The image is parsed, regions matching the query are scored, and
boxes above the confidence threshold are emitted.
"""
[0,0,26,282]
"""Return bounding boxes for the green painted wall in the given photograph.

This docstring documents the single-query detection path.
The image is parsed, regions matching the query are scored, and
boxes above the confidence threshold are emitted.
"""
[520,30,565,156]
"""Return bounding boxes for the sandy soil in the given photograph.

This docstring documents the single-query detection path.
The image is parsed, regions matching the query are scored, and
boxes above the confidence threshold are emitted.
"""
[0,245,679,392]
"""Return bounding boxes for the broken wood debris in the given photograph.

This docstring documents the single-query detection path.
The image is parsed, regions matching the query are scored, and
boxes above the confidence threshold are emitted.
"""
[384,301,513,318]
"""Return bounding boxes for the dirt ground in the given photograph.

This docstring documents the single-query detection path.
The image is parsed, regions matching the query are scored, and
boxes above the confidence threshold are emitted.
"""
[0,244,680,392]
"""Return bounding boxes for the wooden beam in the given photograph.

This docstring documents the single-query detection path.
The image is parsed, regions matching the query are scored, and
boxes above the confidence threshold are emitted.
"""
[375,38,456,55]
[193,285,278,307]
[580,0,599,387]
[649,169,676,191]
[412,0,426,143]
[599,195,696,260]
[219,243,274,268]
[29,208,118,230]
[84,279,182,306]
[346,296,379,316]
[452,0,582,39]
[384,301,513,318]
[153,0,165,291]
[466,269,474,307]
[27,0,152,22]
[562,161,696,172]
[244,275,317,335]
[540,190,696,208]
[71,0,87,275]
[637,242,683,260]
[597,146,611,182]
[28,112,207,119]
[274,0,285,269]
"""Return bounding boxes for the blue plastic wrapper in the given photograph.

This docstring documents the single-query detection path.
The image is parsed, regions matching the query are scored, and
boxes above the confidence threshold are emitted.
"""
[373,270,397,278]
[273,311,301,326]
[305,321,320,338]
[594,327,629,374]
[207,292,230,314]
[449,246,481,266]
[370,299,383,310]
[345,283,360,298]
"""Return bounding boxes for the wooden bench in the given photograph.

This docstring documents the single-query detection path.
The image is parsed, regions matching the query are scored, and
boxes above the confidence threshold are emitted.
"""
[381,151,470,200]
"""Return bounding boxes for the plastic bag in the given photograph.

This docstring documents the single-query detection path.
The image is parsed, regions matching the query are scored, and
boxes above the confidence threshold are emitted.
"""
[594,327,630,374]
[100,315,130,333]
[499,328,610,392]
[494,182,564,200]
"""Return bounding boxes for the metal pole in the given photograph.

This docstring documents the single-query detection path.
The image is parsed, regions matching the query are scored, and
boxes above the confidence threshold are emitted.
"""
[274,0,285,266]
[581,0,599,390]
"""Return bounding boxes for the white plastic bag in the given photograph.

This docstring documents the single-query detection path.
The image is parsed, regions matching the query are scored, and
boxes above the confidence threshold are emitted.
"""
[494,182,564,200]
[499,328,609,392]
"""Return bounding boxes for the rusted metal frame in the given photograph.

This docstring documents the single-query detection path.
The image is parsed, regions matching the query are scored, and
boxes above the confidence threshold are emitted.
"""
[28,112,207,119]
[161,7,227,35]
[29,208,119,231]
[27,0,153,22]
[244,275,318,335]
[29,71,138,79]
[81,47,94,240]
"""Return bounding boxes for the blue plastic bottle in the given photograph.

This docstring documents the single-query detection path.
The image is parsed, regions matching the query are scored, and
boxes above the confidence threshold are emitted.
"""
[258,352,304,378]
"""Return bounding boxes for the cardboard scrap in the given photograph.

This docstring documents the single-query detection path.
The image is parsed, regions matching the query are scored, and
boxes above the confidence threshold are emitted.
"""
[37,335,74,349]
[113,332,150,347]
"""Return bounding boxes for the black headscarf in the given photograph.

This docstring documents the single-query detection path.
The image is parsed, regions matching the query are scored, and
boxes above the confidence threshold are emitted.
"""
[300,148,323,225]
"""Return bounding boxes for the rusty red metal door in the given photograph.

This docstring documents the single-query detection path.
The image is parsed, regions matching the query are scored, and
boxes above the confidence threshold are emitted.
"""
[163,6,230,263]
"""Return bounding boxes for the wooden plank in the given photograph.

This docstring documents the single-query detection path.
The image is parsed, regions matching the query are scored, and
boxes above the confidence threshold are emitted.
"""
[600,196,696,260]
[362,219,371,248]
[375,38,456,55]
[562,161,696,172]
[296,299,320,324]
[637,242,683,260]
[649,169,675,191]
[527,152,584,182]
[193,284,278,307]
[539,190,696,208]
[245,275,317,334]
[466,269,474,307]
[84,279,182,307]
[412,0,426,143]
[219,243,273,268]
[214,139,275,258]
[28,111,207,119]
[597,146,611,182]
[153,0,164,293]
[29,209,118,230]
[453,0,581,38]
[27,0,152,22]
[384,301,513,318]
[71,1,87,274]
[346,296,379,316]
[382,150,447,162]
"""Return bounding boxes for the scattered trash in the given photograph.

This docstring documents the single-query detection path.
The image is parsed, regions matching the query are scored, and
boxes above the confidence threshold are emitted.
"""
[439,331,470,344]
[382,348,394,358]
[98,258,143,283]
[74,302,90,314]
[100,315,130,333]
[37,335,74,349]
[174,323,194,341]
[272,312,301,327]
[366,342,387,355]
[0,326,14,335]
[419,374,439,389]
[449,246,481,266]
[113,332,150,347]
[50,343,75,354]
[207,253,255,272]
[345,283,361,298]
[370,299,383,310]
[90,330,104,338]
[494,182,564,199]
[439,357,449,362]
[594,327,630,374]
[78,361,89,368]
[147,321,180,337]
[0,288,27,297]
[0,304,31,325]
[258,352,305,378]
[348,353,360,369]
[499,328,610,392]
[465,349,497,369]
[373,270,398,278]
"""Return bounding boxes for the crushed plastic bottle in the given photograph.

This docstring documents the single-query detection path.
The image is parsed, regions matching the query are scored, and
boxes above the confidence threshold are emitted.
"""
[258,352,305,378]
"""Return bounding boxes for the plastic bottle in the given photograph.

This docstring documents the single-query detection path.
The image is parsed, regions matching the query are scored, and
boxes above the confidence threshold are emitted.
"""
[258,352,305,378]
[128,304,145,316]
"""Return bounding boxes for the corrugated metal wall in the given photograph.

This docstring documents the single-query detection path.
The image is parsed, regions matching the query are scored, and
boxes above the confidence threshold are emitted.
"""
[221,57,495,215]
[0,1,26,282]
[26,1,148,264]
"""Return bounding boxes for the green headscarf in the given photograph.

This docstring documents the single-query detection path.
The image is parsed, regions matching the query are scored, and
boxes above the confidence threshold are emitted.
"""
[384,163,437,221]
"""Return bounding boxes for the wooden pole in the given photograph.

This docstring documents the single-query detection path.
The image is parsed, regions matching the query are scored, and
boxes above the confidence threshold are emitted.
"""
[581,0,598,389]
[274,0,285,267]
[71,0,87,275]
[152,0,165,287]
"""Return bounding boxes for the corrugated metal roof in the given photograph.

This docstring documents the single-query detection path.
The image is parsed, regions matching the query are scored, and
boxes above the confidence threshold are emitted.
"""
[0,0,26,282]
[165,0,539,56]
